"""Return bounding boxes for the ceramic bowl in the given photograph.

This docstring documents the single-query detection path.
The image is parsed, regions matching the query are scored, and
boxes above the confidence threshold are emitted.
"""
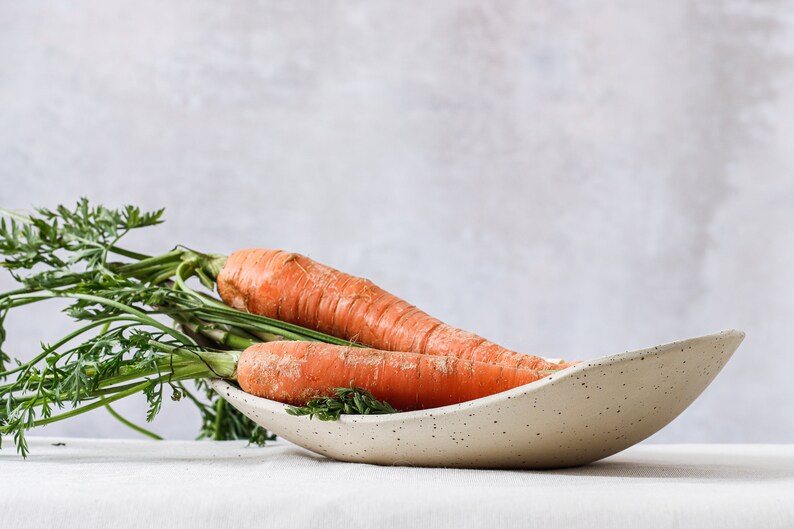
[210,329,744,469]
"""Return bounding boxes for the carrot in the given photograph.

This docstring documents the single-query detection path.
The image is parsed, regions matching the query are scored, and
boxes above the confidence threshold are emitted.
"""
[218,248,570,371]
[236,341,550,410]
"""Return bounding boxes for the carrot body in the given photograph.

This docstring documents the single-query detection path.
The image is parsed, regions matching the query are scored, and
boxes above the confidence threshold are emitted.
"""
[218,248,567,371]
[237,342,548,410]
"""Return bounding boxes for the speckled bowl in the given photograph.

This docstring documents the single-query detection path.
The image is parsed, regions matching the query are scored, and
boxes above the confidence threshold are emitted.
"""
[210,329,744,469]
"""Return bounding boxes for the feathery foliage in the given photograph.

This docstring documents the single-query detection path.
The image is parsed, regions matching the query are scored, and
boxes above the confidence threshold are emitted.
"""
[287,386,398,421]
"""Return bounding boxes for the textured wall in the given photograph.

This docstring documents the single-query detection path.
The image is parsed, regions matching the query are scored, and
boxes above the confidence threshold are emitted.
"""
[1,1,793,443]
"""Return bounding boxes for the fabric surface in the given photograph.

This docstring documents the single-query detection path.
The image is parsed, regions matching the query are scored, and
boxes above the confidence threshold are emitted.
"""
[0,439,792,529]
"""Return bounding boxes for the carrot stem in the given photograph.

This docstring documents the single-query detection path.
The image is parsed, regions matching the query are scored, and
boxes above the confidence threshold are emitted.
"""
[102,398,163,440]
[25,380,154,429]
[212,398,226,441]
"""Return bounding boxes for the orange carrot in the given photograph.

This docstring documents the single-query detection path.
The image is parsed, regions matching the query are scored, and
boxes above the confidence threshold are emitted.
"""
[218,249,569,371]
[236,341,549,410]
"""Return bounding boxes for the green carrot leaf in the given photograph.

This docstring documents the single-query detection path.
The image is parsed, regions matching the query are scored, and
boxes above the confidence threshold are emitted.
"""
[286,386,398,421]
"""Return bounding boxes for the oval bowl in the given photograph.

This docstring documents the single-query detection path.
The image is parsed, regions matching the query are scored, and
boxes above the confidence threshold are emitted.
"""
[210,329,744,469]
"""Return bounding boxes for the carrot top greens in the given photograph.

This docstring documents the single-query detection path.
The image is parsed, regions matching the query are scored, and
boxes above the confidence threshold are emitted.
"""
[0,199,376,457]
[287,386,397,421]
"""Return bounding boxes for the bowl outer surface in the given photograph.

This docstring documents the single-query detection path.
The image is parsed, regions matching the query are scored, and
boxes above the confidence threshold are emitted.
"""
[211,330,744,469]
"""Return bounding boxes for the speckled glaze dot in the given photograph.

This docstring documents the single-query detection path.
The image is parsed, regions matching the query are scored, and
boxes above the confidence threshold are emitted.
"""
[210,330,744,470]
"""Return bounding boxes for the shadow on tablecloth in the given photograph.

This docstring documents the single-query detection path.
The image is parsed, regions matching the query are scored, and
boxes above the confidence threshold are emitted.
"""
[7,439,792,483]
[537,452,794,481]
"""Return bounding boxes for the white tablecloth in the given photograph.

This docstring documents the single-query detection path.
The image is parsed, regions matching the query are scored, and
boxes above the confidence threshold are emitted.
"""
[1,438,792,528]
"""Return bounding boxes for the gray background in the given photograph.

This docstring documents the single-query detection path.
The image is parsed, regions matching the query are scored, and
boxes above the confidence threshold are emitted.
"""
[1,1,792,443]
